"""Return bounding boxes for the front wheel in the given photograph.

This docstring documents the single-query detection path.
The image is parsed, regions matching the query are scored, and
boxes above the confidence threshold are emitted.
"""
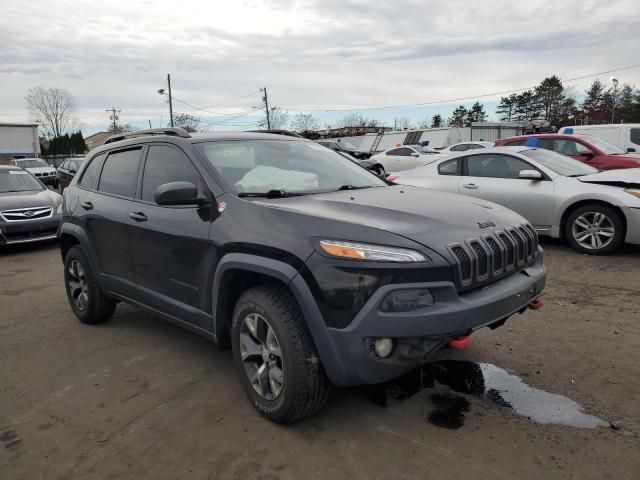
[372,164,385,177]
[231,285,331,423]
[565,204,624,255]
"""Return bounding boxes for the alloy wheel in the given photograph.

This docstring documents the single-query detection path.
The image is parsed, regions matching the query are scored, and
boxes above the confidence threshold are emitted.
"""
[239,313,284,400]
[67,259,89,311]
[571,212,615,250]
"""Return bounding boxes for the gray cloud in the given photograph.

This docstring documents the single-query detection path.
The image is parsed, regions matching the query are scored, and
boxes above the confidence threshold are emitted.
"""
[1,0,638,131]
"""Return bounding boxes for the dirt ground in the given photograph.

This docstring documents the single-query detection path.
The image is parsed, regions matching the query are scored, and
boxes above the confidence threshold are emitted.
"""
[1,239,639,480]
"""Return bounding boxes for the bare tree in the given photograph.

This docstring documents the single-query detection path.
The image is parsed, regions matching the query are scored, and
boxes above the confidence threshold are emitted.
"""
[290,113,320,132]
[173,113,201,132]
[395,116,413,130]
[337,113,380,128]
[259,107,289,129]
[25,86,78,138]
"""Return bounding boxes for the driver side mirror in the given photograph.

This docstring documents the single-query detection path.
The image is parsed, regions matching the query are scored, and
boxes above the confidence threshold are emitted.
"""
[410,152,420,157]
[627,147,636,153]
[518,170,542,180]
[154,181,207,206]
[580,149,595,156]
[69,169,76,175]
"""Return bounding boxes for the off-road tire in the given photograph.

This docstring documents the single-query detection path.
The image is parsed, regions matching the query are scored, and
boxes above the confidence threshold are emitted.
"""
[63,245,116,324]
[231,284,331,423]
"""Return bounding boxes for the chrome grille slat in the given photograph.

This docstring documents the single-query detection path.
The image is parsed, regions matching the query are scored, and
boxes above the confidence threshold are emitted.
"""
[0,206,53,222]
[448,223,538,291]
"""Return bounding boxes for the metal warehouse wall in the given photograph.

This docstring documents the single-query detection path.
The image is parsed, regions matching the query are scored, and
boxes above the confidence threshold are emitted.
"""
[0,124,40,157]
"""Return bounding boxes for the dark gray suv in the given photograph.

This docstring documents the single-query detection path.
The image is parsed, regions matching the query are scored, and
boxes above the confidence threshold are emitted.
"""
[59,128,546,423]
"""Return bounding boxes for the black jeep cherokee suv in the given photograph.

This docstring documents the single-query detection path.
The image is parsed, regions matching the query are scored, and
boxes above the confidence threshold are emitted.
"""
[59,128,546,423]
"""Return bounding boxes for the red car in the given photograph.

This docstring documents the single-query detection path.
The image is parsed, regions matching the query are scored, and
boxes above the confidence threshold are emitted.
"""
[495,133,640,170]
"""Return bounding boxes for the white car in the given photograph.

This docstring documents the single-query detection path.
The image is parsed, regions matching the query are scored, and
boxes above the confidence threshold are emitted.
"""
[10,158,58,188]
[389,146,640,254]
[371,145,446,172]
[440,141,494,153]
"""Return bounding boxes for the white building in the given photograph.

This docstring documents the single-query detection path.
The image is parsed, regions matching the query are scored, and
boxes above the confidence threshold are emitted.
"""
[0,123,41,159]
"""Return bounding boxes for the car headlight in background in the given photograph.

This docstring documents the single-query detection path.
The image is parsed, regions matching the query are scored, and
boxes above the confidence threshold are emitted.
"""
[318,239,428,262]
[624,188,640,199]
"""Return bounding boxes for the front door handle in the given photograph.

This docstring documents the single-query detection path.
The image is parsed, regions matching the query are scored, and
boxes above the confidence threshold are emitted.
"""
[129,211,148,222]
[80,201,93,210]
[462,183,478,190]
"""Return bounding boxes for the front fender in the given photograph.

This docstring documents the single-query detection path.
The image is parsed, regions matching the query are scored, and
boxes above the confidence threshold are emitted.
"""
[211,253,348,384]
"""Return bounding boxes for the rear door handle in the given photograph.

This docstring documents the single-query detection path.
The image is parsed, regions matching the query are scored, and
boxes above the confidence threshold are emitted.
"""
[462,183,478,190]
[80,201,93,210]
[129,211,148,222]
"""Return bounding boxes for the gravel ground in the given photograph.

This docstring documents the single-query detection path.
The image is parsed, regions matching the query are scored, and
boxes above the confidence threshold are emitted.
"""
[1,239,639,480]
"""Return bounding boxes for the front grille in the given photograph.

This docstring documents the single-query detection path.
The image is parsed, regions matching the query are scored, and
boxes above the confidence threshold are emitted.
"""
[448,223,539,290]
[1,206,53,222]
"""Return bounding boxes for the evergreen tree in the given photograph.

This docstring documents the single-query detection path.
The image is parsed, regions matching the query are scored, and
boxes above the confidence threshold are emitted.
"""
[466,102,487,126]
[582,80,605,114]
[430,114,443,128]
[513,90,543,121]
[496,93,518,121]
[447,105,468,127]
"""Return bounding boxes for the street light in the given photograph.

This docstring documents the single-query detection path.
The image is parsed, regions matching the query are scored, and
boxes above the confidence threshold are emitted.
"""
[610,76,619,124]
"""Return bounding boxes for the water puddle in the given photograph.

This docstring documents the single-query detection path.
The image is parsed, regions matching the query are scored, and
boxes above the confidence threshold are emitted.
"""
[370,360,608,430]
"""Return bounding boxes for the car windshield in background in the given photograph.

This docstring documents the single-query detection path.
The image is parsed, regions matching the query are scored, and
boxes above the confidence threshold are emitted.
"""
[576,134,625,155]
[197,140,387,195]
[0,170,44,193]
[338,140,358,151]
[70,159,84,170]
[521,148,599,177]
[16,159,49,168]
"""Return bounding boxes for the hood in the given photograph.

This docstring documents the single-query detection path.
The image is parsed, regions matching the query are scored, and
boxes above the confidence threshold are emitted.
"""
[578,168,640,188]
[256,185,528,257]
[0,189,61,212]
[24,166,56,174]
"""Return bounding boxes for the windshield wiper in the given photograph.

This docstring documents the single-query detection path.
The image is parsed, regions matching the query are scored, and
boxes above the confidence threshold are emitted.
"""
[238,189,303,198]
[335,184,372,191]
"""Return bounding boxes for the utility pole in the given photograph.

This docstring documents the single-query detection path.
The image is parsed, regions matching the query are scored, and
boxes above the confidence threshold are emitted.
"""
[167,74,174,127]
[106,107,121,132]
[262,87,271,129]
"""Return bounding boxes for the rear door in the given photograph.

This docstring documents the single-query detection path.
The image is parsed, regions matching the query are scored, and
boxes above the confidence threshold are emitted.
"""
[127,143,216,329]
[76,147,142,292]
[458,153,555,229]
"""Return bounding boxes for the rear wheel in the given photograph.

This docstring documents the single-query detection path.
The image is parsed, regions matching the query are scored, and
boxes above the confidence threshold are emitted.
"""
[231,284,331,423]
[565,204,624,255]
[64,246,116,324]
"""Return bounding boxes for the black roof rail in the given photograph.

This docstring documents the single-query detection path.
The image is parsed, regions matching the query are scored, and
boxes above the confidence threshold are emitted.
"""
[104,127,191,145]
[245,129,303,138]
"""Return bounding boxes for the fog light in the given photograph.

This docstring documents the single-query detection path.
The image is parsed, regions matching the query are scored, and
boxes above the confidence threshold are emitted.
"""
[380,289,434,312]
[374,338,393,358]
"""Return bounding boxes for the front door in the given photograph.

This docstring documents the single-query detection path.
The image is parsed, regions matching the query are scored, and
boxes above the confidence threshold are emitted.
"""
[459,153,555,230]
[127,144,217,329]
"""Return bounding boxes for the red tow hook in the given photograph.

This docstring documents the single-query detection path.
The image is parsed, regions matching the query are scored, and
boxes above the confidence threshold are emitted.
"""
[448,335,471,349]
[528,298,544,310]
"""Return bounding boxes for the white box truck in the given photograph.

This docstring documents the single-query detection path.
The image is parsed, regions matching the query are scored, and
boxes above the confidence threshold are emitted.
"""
[559,124,640,153]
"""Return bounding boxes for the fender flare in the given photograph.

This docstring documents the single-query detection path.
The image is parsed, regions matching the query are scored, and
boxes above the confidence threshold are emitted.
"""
[211,253,347,384]
[58,223,101,275]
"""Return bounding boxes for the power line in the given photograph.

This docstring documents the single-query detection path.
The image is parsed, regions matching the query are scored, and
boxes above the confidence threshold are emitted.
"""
[171,95,260,116]
[199,90,262,109]
[105,107,121,130]
[282,63,640,113]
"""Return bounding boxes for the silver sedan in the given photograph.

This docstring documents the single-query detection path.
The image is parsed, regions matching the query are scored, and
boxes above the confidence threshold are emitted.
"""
[390,146,640,254]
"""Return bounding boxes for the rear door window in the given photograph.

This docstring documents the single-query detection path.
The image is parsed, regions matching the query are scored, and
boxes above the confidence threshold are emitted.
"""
[630,128,640,146]
[97,148,142,198]
[79,153,106,189]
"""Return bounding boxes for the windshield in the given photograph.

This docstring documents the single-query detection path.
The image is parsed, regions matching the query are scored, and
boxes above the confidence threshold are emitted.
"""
[197,140,387,195]
[16,159,49,168]
[521,149,599,177]
[337,140,358,151]
[575,134,625,155]
[0,170,44,193]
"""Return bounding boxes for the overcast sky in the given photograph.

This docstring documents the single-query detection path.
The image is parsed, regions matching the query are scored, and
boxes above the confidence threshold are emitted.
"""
[2,0,639,134]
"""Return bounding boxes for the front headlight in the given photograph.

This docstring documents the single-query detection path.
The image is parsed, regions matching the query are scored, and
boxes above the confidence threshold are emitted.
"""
[56,202,63,215]
[624,188,640,199]
[318,239,428,262]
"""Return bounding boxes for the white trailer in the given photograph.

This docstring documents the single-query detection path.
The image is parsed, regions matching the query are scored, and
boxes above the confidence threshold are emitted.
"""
[0,123,41,159]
